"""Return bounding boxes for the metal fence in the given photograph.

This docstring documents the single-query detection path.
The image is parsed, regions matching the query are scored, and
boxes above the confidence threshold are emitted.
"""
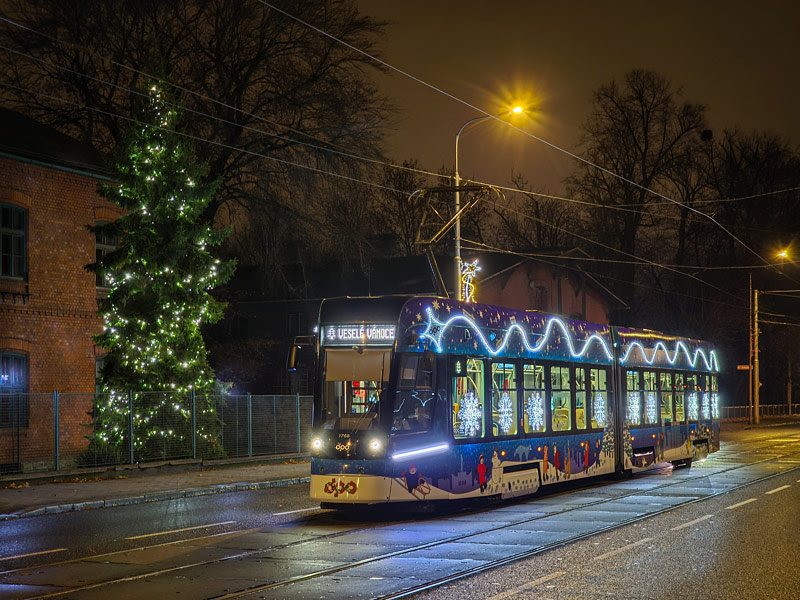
[0,392,312,475]
[721,404,796,421]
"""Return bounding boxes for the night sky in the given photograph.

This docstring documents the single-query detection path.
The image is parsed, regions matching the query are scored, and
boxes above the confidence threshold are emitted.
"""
[364,0,800,194]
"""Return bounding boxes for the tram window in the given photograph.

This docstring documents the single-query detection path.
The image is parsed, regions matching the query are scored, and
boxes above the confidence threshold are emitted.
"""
[492,363,518,436]
[550,366,571,431]
[626,370,642,425]
[711,375,719,419]
[453,358,486,439]
[589,368,608,429]
[643,371,658,425]
[523,363,547,434]
[685,374,699,421]
[660,372,674,425]
[392,354,435,433]
[674,373,685,423]
[322,348,389,430]
[700,374,711,420]
[575,368,587,430]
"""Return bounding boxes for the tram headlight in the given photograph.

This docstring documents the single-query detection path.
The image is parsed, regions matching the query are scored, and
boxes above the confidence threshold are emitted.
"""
[368,438,382,453]
[311,437,324,452]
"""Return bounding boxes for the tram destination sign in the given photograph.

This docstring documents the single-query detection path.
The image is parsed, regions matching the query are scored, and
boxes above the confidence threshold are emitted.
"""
[322,323,396,346]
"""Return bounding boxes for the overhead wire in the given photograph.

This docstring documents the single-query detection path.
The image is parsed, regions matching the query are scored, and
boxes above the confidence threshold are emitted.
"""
[257,0,779,270]
[2,12,797,237]
[0,15,442,181]
[0,80,407,199]
[3,7,798,291]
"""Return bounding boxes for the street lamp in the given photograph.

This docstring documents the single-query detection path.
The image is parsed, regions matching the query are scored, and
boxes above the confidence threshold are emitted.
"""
[453,106,524,299]
[752,249,794,424]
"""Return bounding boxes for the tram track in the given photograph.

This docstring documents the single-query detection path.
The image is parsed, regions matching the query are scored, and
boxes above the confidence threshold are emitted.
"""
[5,434,798,600]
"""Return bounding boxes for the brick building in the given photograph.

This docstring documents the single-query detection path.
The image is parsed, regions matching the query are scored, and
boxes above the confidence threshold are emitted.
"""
[0,108,118,468]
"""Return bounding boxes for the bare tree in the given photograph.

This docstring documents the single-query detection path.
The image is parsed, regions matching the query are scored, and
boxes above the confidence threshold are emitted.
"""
[566,69,706,319]
[0,0,391,295]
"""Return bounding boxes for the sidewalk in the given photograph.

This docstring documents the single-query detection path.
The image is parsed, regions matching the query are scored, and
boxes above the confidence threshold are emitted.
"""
[0,454,310,520]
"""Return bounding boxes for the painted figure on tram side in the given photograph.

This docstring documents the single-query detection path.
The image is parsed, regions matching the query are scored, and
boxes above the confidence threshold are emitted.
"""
[553,444,560,480]
[490,448,504,492]
[594,439,602,471]
[542,444,549,480]
[477,454,487,493]
[565,442,571,479]
[584,440,590,474]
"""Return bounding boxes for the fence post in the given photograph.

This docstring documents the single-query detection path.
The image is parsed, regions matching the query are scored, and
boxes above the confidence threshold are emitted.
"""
[53,390,60,471]
[128,389,134,464]
[296,392,300,453]
[191,389,197,459]
[247,393,253,457]
[273,396,277,453]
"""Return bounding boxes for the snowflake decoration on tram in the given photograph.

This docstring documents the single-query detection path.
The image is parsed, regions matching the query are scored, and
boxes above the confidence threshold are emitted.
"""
[498,392,514,433]
[525,392,544,431]
[593,392,606,427]
[645,392,657,424]
[688,392,699,421]
[701,392,711,420]
[627,392,641,423]
[458,391,482,436]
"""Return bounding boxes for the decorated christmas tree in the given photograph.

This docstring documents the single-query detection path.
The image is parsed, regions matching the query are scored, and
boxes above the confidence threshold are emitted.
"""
[87,84,234,461]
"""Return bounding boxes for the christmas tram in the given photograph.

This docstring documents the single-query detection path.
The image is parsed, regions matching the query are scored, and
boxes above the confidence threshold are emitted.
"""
[305,295,720,506]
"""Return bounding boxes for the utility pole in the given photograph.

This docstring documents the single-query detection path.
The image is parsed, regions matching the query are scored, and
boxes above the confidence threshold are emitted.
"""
[754,289,760,425]
[789,355,793,417]
[749,272,753,424]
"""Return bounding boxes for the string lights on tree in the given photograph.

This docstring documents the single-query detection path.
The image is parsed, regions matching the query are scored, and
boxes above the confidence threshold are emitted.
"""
[88,83,234,460]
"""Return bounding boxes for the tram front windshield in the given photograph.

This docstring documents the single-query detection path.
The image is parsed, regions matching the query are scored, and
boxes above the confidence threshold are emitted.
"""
[322,347,390,430]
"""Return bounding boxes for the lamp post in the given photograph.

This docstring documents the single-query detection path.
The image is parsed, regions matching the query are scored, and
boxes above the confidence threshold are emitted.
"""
[453,106,524,299]
[752,248,794,424]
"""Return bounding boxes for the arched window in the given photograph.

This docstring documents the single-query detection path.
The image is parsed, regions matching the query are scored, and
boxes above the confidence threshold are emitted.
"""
[1,203,26,279]
[0,352,27,428]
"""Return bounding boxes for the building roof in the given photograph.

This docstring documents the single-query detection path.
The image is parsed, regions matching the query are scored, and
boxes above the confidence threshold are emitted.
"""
[469,248,628,310]
[0,107,109,178]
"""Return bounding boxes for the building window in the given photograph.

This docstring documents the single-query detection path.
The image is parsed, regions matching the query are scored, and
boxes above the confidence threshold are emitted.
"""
[95,222,118,288]
[1,204,26,279]
[0,352,27,428]
[95,356,105,394]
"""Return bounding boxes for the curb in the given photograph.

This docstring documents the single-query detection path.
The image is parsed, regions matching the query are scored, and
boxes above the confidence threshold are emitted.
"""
[1,476,311,521]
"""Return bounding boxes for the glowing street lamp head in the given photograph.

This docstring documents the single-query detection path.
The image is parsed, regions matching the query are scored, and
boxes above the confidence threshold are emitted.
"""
[776,248,790,260]
[511,105,524,114]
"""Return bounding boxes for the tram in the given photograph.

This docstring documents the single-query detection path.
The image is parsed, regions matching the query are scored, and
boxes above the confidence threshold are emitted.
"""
[305,295,720,506]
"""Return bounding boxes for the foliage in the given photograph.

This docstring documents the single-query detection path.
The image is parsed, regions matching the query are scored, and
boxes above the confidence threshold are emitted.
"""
[86,85,233,460]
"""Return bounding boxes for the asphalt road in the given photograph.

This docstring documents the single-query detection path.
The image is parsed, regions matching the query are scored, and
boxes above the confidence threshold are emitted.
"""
[0,423,798,599]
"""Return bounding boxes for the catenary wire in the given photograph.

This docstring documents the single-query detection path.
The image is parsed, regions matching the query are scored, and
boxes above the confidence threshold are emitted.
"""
[258,0,777,270]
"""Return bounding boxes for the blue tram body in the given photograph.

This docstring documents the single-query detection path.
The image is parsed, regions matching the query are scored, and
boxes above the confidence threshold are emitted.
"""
[308,296,720,505]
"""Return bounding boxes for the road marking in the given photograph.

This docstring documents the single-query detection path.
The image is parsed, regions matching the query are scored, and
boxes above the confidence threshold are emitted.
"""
[125,521,235,540]
[486,571,567,600]
[672,514,713,531]
[766,485,791,495]
[273,507,319,516]
[726,498,757,510]
[0,548,67,561]
[593,538,653,561]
